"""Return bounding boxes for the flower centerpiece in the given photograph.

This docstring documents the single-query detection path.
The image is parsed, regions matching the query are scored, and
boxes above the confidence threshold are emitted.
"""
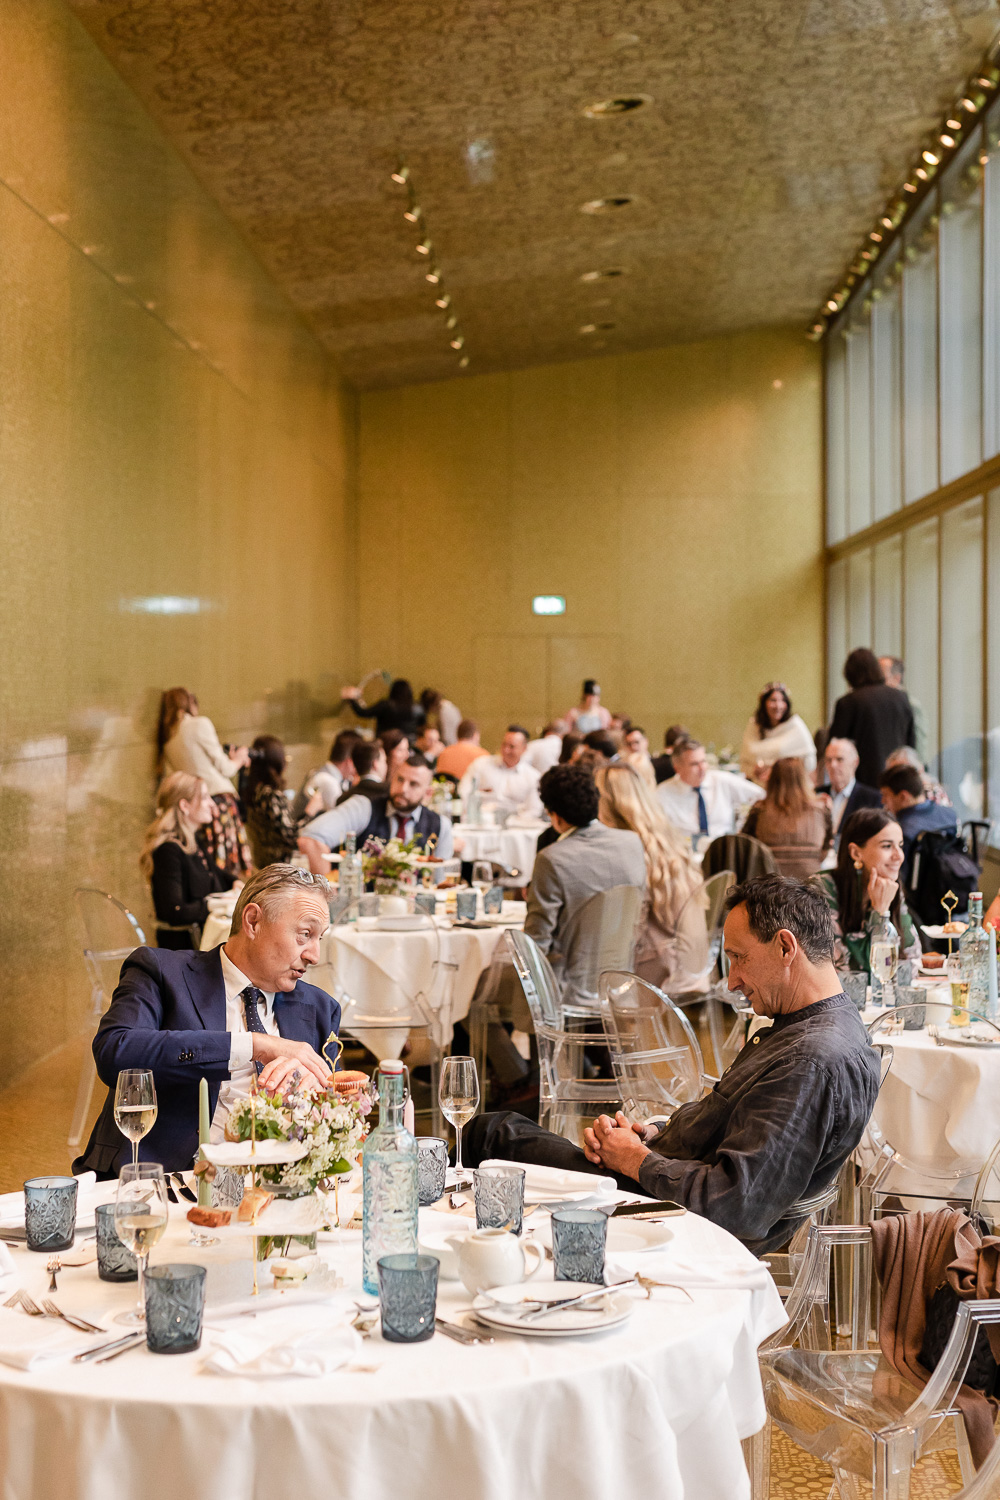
[226,1077,374,1256]
[362,835,425,896]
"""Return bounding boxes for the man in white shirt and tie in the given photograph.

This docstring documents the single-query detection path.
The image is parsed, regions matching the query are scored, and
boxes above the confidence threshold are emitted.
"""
[656,737,763,845]
[459,725,543,817]
[817,737,881,851]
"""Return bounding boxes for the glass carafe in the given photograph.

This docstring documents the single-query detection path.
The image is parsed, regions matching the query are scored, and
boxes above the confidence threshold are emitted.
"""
[362,1061,418,1295]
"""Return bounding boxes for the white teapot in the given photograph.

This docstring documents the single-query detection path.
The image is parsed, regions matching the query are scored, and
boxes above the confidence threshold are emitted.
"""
[445,1227,544,1295]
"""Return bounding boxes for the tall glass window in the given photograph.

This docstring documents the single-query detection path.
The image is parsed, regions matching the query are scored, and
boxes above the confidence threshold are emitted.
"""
[987,488,1000,815]
[845,314,872,534]
[984,105,1000,459]
[901,194,939,504]
[940,498,984,814]
[903,518,940,769]
[826,328,848,544]
[938,132,983,484]
[872,535,902,656]
[827,558,848,718]
[847,548,872,652]
[871,249,902,518]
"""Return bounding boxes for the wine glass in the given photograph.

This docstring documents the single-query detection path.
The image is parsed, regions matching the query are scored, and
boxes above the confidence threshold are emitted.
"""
[471,861,493,895]
[113,1162,169,1327]
[438,1055,479,1176]
[114,1070,157,1168]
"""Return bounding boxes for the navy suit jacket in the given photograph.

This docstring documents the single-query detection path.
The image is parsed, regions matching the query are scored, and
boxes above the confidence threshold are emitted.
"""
[75,945,341,1177]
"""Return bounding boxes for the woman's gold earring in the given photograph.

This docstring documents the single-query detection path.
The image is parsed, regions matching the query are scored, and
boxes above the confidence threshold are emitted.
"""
[854,860,863,871]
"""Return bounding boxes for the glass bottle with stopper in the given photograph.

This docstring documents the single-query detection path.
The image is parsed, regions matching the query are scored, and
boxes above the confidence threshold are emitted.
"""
[960,892,990,1016]
[362,1061,418,1296]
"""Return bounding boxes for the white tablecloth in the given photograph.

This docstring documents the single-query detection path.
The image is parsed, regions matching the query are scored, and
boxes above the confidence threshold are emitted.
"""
[0,1195,783,1500]
[317,921,509,1055]
[453,822,546,882]
[866,995,1000,1170]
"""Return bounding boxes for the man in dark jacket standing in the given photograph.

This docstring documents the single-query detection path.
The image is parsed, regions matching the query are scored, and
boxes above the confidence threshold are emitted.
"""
[828,648,915,789]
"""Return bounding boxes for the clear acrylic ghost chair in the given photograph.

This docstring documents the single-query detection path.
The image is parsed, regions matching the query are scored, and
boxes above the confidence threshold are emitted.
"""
[747,1223,990,1500]
[952,1414,1000,1497]
[69,888,146,1152]
[863,1004,1000,1220]
[598,969,713,1125]
[507,929,621,1143]
[968,1133,1000,1236]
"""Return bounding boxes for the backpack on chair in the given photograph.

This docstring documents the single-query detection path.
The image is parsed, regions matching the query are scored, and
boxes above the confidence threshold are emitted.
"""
[907,828,979,926]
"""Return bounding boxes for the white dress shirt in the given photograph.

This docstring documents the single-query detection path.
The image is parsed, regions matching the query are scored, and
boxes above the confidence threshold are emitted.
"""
[830,778,856,837]
[656,768,764,842]
[310,761,348,809]
[301,796,454,858]
[459,756,543,817]
[211,948,280,1142]
[523,734,563,775]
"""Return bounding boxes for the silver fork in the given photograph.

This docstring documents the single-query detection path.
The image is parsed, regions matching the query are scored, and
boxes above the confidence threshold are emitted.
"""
[46,1257,60,1292]
[42,1299,106,1333]
[2,1291,24,1311]
[15,1291,45,1317]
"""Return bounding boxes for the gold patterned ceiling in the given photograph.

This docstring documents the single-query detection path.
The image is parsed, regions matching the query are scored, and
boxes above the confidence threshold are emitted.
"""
[69,0,999,388]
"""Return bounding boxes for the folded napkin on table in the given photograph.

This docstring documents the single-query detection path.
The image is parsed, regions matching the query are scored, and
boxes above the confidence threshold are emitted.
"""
[202,1305,360,1378]
[606,1251,772,1293]
[0,1244,16,1287]
[480,1159,617,1201]
[0,1170,110,1230]
[0,1306,110,1370]
[204,1286,347,1324]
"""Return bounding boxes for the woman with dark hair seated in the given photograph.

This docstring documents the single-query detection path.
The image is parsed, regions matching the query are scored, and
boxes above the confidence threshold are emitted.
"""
[141,773,235,948]
[812,806,921,972]
[828,648,915,789]
[742,757,832,878]
[340,677,424,741]
[244,735,322,868]
[740,681,816,782]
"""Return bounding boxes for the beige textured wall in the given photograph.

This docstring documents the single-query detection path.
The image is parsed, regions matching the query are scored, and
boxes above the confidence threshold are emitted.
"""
[358,329,824,753]
[0,1,356,1075]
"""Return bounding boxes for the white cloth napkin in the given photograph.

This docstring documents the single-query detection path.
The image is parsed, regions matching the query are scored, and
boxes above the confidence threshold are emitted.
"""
[480,1159,617,1201]
[606,1250,772,1292]
[0,1244,16,1288]
[202,1305,360,1378]
[0,1171,110,1230]
[204,1286,346,1324]
[0,1307,110,1370]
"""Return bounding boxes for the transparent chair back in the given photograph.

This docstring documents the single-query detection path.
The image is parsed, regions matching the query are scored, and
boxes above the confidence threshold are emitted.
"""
[969,1131,1000,1235]
[749,1223,991,1500]
[598,969,707,1124]
[69,888,147,1151]
[865,1002,1000,1215]
[506,929,620,1141]
[557,884,643,1015]
[703,869,736,936]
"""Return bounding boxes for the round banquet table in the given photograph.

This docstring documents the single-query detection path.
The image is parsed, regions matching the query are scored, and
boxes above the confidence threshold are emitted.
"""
[0,1194,783,1500]
[316,919,511,1055]
[864,994,1000,1170]
[452,821,546,882]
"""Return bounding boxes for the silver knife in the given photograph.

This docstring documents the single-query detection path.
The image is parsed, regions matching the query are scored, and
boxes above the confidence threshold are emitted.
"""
[435,1316,494,1345]
[518,1280,635,1321]
[74,1332,144,1363]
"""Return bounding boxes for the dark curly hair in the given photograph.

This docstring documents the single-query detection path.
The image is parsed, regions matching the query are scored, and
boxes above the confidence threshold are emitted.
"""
[539,764,599,827]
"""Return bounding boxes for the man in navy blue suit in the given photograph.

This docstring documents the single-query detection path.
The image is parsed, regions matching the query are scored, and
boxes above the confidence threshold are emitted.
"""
[76,865,361,1177]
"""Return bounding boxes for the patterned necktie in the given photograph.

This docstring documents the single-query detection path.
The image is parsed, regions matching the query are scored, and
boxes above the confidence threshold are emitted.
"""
[241,985,267,1074]
[696,788,709,836]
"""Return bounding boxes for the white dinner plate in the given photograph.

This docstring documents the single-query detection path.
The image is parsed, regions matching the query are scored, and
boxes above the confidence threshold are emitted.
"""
[922,924,967,940]
[472,1283,633,1337]
[918,965,948,979]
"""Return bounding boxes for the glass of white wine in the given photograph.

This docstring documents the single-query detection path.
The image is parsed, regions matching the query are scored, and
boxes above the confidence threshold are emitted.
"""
[438,1055,480,1175]
[113,1162,169,1327]
[114,1070,157,1168]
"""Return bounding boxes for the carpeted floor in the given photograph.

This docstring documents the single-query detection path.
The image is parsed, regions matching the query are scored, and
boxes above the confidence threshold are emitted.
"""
[0,1033,979,1497]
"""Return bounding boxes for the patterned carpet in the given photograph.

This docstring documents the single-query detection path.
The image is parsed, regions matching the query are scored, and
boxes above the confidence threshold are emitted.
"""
[770,1427,967,1497]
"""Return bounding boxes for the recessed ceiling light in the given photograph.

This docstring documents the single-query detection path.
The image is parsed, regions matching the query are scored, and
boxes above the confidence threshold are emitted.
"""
[450,336,464,349]
[922,149,940,165]
[459,356,469,368]
[581,196,634,214]
[435,293,451,309]
[939,133,956,148]
[445,314,457,329]
[583,95,652,119]
[579,267,627,281]
[579,324,597,334]
[425,267,441,283]
[960,96,979,112]
[946,118,962,130]
[609,31,640,48]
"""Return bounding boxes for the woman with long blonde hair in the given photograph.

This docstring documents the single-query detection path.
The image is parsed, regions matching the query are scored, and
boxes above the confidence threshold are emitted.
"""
[141,773,235,949]
[596,763,709,990]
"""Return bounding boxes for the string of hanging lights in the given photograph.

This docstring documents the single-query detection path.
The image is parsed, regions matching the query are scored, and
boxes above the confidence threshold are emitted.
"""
[808,37,1000,340]
[390,164,469,369]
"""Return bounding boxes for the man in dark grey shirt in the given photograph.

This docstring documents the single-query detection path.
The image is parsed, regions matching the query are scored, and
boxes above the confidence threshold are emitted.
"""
[464,875,880,1254]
